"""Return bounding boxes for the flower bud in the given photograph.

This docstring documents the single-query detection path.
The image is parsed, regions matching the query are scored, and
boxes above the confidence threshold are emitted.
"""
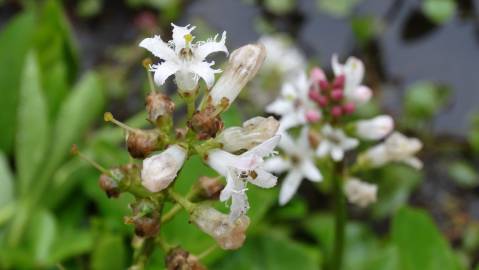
[319,80,329,92]
[317,95,329,107]
[305,110,321,123]
[330,89,343,101]
[344,178,377,207]
[333,74,345,89]
[331,106,343,117]
[209,43,266,106]
[217,116,279,152]
[342,102,356,114]
[355,115,394,140]
[99,173,121,198]
[191,205,250,250]
[308,88,321,102]
[310,67,326,83]
[166,247,206,270]
[348,85,372,105]
[126,199,160,238]
[127,130,159,159]
[146,91,175,123]
[141,145,187,192]
[198,176,224,199]
[188,105,224,140]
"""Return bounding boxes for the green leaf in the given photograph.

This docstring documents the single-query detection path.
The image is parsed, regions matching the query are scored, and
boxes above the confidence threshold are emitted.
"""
[15,52,49,196]
[0,152,14,207]
[0,12,35,153]
[392,207,462,270]
[212,232,320,270]
[351,16,382,45]
[317,0,361,18]
[48,228,93,264]
[422,0,456,24]
[447,161,479,188]
[264,0,296,15]
[26,209,57,265]
[91,234,126,270]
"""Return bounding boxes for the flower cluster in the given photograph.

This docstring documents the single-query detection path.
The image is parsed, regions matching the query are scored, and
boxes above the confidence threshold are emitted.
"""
[75,24,282,268]
[266,55,422,207]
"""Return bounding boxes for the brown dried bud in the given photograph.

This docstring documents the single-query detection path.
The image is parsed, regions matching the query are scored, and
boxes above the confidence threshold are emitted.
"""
[99,173,120,198]
[128,200,160,238]
[198,176,224,200]
[127,130,159,159]
[187,105,224,140]
[146,91,175,123]
[165,247,206,270]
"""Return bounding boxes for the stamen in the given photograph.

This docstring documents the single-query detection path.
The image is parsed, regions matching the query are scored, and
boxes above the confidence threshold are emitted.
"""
[184,34,193,45]
[104,112,137,133]
[71,144,109,174]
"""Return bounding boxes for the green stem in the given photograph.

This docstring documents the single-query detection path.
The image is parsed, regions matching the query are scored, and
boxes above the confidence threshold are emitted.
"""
[196,243,218,260]
[161,204,182,224]
[331,161,346,270]
[167,189,195,212]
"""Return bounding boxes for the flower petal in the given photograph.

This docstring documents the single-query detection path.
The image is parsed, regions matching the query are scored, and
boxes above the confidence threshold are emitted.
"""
[331,54,342,76]
[331,147,344,161]
[266,98,294,115]
[278,132,297,155]
[207,149,237,176]
[263,156,291,173]
[249,168,277,188]
[153,61,180,86]
[189,61,219,88]
[229,188,249,221]
[279,169,303,205]
[316,141,331,157]
[195,31,228,60]
[139,36,176,61]
[245,135,281,158]
[171,23,196,51]
[300,159,322,182]
[219,169,236,202]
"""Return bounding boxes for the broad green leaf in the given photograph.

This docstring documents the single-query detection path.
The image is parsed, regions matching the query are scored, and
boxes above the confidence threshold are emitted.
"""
[26,209,57,265]
[317,0,361,17]
[48,228,93,264]
[212,232,320,270]
[447,161,479,188]
[91,234,126,270]
[43,72,104,181]
[16,53,49,196]
[0,12,35,153]
[0,152,14,207]
[392,207,462,270]
[404,81,450,121]
[422,0,456,24]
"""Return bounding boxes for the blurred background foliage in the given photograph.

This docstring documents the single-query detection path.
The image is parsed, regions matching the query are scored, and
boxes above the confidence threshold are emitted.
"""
[0,0,478,269]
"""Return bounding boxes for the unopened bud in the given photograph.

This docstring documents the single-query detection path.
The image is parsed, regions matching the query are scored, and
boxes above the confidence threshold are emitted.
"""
[317,95,329,107]
[217,116,279,152]
[319,79,330,92]
[330,89,343,101]
[146,91,175,123]
[191,205,250,250]
[344,178,377,208]
[310,67,326,83]
[305,110,321,123]
[127,130,159,159]
[343,102,356,114]
[333,74,345,89]
[209,43,266,106]
[355,115,394,140]
[308,88,321,102]
[198,176,224,199]
[141,145,187,192]
[127,200,160,238]
[166,247,206,270]
[331,106,343,117]
[188,105,224,140]
[99,173,121,198]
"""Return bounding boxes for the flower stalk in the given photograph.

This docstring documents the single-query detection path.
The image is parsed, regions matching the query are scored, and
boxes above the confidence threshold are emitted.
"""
[332,161,346,270]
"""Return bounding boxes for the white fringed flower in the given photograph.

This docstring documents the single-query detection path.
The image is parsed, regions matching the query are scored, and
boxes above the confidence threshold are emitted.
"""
[207,136,280,221]
[141,145,187,192]
[332,55,372,105]
[344,178,377,207]
[359,132,423,169]
[259,35,306,79]
[209,43,266,106]
[355,115,394,140]
[191,205,250,250]
[266,72,320,131]
[264,128,322,205]
[316,125,359,161]
[217,116,279,153]
[139,24,228,92]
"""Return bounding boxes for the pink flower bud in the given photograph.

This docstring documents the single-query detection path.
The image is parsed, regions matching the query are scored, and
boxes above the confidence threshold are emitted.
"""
[317,95,329,107]
[330,89,343,101]
[310,67,326,83]
[308,88,321,102]
[319,80,329,92]
[333,74,345,89]
[343,102,356,114]
[331,106,343,117]
[305,110,321,123]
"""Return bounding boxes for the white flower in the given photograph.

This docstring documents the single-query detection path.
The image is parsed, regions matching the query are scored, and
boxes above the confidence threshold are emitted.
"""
[316,125,359,161]
[139,24,228,92]
[355,115,394,140]
[266,72,320,131]
[332,54,372,105]
[207,135,280,221]
[209,43,266,106]
[217,116,279,152]
[141,145,187,192]
[264,128,322,205]
[359,132,423,169]
[191,205,250,250]
[344,178,377,207]
[258,35,306,79]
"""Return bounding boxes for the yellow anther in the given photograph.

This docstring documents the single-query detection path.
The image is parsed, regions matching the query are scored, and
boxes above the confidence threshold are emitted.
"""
[184,33,193,44]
